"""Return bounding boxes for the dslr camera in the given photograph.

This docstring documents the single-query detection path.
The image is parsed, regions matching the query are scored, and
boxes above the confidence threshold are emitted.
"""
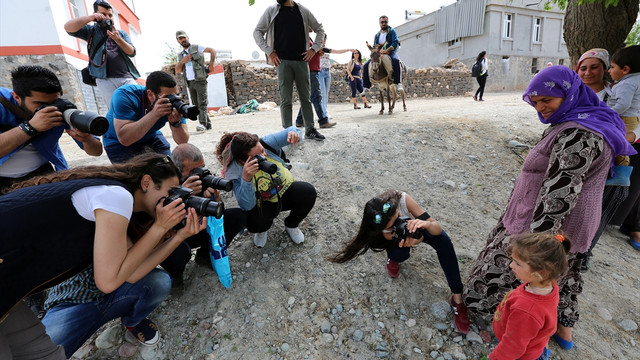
[164,94,199,120]
[253,154,277,174]
[390,216,422,242]
[164,186,224,229]
[97,19,113,32]
[190,167,233,192]
[35,98,109,136]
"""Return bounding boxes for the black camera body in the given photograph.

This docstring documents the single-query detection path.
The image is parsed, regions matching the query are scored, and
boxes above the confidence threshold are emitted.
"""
[97,19,113,32]
[35,98,109,136]
[164,187,224,229]
[191,167,233,192]
[164,94,199,120]
[391,216,422,242]
[253,154,277,174]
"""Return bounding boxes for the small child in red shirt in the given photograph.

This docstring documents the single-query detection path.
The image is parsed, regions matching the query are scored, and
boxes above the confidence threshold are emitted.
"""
[489,232,572,360]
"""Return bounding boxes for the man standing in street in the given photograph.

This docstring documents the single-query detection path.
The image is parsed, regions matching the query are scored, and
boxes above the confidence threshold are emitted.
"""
[64,0,140,109]
[253,0,327,141]
[175,30,216,132]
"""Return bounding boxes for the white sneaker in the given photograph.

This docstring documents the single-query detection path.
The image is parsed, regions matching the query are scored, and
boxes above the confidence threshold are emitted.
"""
[253,232,267,247]
[396,83,404,91]
[285,227,304,244]
[196,124,206,132]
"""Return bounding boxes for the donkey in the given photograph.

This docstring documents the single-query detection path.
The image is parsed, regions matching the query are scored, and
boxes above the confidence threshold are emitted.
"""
[366,42,406,115]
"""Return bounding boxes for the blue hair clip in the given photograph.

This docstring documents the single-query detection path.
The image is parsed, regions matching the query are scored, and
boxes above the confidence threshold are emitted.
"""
[374,214,382,224]
[382,203,391,213]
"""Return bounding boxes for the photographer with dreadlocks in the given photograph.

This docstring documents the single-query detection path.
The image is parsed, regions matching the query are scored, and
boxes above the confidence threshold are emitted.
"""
[215,127,316,248]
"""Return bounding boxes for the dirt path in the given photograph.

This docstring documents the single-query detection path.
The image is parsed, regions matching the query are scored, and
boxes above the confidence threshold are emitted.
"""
[60,93,639,360]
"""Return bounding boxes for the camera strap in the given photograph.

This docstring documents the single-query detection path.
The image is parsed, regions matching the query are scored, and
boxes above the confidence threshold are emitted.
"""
[87,32,108,68]
[0,96,29,123]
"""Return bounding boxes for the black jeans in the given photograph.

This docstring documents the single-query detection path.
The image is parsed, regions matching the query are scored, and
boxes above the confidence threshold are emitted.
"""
[161,207,246,279]
[475,73,488,100]
[386,230,464,294]
[245,181,317,233]
[611,143,640,231]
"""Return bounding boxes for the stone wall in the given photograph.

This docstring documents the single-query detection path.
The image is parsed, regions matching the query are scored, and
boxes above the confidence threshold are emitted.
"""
[0,54,103,112]
[223,60,474,106]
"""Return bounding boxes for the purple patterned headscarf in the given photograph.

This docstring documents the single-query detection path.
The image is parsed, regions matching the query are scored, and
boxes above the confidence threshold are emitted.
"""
[523,66,636,168]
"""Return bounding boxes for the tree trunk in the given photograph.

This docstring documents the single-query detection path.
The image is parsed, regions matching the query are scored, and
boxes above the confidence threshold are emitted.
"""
[564,0,639,68]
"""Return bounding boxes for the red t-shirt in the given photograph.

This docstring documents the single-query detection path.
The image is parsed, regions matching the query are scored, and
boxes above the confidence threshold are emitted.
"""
[307,40,321,71]
[490,282,559,360]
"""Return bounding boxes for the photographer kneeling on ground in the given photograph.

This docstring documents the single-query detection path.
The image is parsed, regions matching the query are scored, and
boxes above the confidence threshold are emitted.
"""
[328,190,470,334]
[154,143,246,287]
[102,71,189,163]
[216,127,316,248]
[0,153,205,358]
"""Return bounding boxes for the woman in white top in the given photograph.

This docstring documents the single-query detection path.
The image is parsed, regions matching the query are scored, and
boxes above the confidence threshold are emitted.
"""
[0,152,205,358]
[473,51,488,102]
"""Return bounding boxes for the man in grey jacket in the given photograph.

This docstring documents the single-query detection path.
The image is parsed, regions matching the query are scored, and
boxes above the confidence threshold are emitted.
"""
[253,0,326,141]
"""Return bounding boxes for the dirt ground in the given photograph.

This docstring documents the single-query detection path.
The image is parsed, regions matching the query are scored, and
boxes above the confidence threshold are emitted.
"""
[59,92,639,360]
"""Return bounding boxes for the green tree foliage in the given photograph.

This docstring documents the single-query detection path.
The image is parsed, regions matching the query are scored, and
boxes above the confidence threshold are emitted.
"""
[626,16,640,45]
[162,42,182,65]
[544,0,620,9]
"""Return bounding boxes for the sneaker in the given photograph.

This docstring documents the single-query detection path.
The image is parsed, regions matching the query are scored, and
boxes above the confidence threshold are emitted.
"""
[254,231,267,248]
[319,120,336,129]
[305,128,325,141]
[295,122,304,128]
[125,318,159,346]
[396,83,404,91]
[473,95,478,101]
[206,123,212,130]
[386,258,400,278]
[196,124,206,132]
[285,226,304,244]
[450,295,470,334]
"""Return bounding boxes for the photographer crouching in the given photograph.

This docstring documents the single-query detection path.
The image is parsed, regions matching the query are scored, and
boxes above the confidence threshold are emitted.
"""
[156,144,246,287]
[215,127,317,248]
[0,153,206,358]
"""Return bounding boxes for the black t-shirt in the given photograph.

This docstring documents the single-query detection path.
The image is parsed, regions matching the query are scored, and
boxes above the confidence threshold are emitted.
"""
[105,38,132,78]
[273,4,306,61]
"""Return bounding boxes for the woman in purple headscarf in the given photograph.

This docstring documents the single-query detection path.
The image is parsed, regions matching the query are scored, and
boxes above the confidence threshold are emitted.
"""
[463,66,635,351]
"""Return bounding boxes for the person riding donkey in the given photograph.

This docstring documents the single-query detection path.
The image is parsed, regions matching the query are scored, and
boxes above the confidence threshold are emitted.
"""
[363,15,403,92]
[364,15,406,114]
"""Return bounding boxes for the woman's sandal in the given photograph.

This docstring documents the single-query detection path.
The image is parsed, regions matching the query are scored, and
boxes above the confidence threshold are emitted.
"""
[364,104,372,108]
[354,105,361,109]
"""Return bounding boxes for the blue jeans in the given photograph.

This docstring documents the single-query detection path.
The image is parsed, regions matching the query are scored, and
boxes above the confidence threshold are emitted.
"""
[104,132,171,163]
[276,60,314,132]
[319,68,331,116]
[362,51,402,88]
[42,269,171,357]
[296,70,328,125]
[386,230,463,294]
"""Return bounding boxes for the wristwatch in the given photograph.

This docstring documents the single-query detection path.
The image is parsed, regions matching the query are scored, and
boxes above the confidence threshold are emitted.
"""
[19,120,40,137]
[169,120,182,128]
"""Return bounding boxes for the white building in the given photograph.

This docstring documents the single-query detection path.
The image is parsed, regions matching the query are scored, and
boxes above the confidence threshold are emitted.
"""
[0,0,141,114]
[395,0,569,91]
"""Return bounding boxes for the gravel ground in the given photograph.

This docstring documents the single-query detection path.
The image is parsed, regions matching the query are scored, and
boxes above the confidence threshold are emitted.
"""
[59,93,639,360]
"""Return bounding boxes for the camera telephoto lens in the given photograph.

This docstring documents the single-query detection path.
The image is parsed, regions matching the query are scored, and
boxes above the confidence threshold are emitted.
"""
[164,186,225,229]
[165,94,199,120]
[253,154,277,174]
[35,98,108,136]
[191,167,233,192]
